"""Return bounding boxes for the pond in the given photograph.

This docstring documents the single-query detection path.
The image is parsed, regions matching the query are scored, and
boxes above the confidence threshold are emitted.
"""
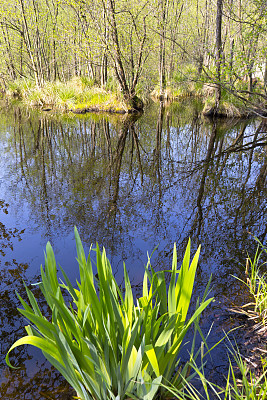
[0,99,266,399]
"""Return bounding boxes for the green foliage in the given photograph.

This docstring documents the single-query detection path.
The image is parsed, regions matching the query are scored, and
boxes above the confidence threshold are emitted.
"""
[173,65,198,85]
[161,339,267,400]
[6,228,213,400]
[234,239,267,330]
[105,76,120,93]
[173,73,188,85]
[79,76,97,89]
[0,0,266,113]
[7,79,35,97]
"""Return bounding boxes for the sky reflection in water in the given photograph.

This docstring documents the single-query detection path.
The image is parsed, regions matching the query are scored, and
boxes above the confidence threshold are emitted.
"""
[0,101,266,398]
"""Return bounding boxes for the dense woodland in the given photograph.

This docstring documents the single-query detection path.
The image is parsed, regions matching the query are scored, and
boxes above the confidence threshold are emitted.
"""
[0,0,267,112]
[0,2,267,398]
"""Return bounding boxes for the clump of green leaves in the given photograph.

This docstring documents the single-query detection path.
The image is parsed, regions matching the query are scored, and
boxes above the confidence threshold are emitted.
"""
[6,228,212,400]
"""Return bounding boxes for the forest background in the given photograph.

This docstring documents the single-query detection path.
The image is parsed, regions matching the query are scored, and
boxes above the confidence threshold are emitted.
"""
[0,0,267,114]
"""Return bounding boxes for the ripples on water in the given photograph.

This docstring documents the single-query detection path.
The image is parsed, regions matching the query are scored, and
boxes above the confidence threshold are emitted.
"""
[0,100,266,397]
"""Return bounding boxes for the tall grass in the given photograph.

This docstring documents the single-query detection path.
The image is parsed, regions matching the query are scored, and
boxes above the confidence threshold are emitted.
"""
[5,78,125,112]
[168,240,267,400]
[233,239,267,331]
[166,345,267,400]
[6,228,213,400]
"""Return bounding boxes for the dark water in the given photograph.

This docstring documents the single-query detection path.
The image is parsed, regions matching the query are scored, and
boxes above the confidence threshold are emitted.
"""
[0,100,266,398]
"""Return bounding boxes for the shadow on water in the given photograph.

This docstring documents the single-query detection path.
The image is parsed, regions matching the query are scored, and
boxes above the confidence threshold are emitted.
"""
[0,100,266,397]
[0,200,74,398]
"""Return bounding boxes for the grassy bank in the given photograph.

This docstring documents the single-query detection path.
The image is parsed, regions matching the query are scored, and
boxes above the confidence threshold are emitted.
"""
[151,64,266,118]
[152,83,250,118]
[231,238,267,332]
[167,238,267,400]
[3,74,264,118]
[4,77,137,114]
[202,94,249,118]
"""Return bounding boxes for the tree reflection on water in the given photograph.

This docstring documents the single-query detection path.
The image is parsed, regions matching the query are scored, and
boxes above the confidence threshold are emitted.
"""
[0,102,266,397]
[0,201,74,398]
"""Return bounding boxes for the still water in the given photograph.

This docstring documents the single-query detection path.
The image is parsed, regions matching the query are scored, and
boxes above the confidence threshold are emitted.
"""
[0,100,266,398]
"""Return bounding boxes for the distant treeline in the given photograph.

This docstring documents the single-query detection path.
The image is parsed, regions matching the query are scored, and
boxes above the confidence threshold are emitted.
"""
[0,0,266,108]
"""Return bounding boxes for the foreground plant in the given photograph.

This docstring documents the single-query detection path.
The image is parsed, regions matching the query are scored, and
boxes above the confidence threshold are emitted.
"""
[231,239,267,332]
[167,344,267,400]
[6,228,212,399]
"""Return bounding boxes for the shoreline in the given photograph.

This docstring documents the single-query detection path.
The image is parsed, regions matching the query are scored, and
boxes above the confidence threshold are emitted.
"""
[1,78,144,115]
[1,79,265,119]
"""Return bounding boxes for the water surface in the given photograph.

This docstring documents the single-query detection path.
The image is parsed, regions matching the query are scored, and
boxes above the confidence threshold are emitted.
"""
[0,100,266,398]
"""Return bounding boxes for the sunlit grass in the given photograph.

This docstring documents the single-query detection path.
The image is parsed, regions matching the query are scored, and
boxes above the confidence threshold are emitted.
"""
[5,78,126,112]
[232,239,267,332]
[73,88,125,113]
[167,345,267,400]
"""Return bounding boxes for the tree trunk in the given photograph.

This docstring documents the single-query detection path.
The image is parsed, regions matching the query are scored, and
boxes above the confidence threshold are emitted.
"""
[215,0,223,110]
[229,38,234,85]
[159,0,168,98]
[107,0,129,96]
[1,21,17,80]
[264,58,267,93]
[19,0,41,87]
[106,0,144,111]
[101,53,108,86]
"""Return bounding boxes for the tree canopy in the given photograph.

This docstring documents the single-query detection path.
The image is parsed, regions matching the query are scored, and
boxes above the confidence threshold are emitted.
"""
[0,0,266,110]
